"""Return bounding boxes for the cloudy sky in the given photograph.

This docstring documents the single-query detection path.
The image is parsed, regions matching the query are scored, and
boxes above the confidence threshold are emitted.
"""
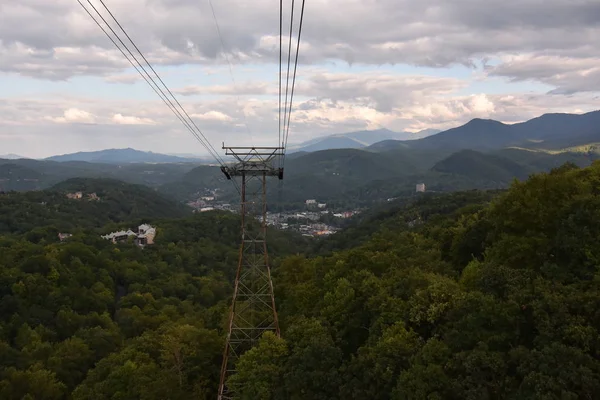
[1,0,599,158]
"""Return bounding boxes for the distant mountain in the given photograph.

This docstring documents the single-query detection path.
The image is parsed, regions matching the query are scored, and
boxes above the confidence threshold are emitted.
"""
[401,110,600,151]
[292,136,366,153]
[0,157,197,192]
[289,128,440,153]
[0,154,27,160]
[45,148,205,164]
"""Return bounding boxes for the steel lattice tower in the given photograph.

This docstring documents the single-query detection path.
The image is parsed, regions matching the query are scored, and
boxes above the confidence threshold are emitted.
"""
[217,145,284,399]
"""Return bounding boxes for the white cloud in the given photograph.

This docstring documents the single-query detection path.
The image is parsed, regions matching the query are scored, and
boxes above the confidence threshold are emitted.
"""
[488,54,600,94]
[46,108,96,124]
[191,111,233,122]
[112,113,156,125]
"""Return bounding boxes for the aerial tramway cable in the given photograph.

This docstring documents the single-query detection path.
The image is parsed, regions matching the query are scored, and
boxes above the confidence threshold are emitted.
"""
[282,0,306,155]
[95,0,226,166]
[206,0,255,146]
[279,0,284,151]
[281,0,296,158]
[77,0,224,167]
[279,0,307,169]
[78,0,243,194]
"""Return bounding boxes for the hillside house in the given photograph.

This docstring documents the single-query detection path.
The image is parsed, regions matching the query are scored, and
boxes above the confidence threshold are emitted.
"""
[58,233,72,242]
[137,224,156,245]
[101,229,137,243]
[66,191,83,199]
[101,224,157,246]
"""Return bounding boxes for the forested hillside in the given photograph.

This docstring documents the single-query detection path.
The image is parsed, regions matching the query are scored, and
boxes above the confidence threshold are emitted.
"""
[2,162,600,398]
[0,178,190,235]
[233,161,600,399]
[0,208,307,399]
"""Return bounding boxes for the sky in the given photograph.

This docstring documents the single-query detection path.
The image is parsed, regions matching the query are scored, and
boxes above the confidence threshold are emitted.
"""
[1,0,599,159]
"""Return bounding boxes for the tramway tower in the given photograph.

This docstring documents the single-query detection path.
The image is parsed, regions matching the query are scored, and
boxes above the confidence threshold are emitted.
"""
[217,145,284,399]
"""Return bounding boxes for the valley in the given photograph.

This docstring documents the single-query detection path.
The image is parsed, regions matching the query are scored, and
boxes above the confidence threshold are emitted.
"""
[2,160,600,398]
[3,111,599,212]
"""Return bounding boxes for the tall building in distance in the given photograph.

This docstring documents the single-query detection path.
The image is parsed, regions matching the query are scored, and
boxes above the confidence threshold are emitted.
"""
[416,183,426,193]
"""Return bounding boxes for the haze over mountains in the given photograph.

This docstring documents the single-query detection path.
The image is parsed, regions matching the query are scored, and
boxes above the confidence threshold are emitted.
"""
[2,110,599,204]
[44,148,208,164]
[5,110,598,164]
[287,128,441,153]
[0,154,27,160]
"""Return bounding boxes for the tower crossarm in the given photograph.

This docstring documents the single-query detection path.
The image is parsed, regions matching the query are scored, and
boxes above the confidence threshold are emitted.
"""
[220,145,284,179]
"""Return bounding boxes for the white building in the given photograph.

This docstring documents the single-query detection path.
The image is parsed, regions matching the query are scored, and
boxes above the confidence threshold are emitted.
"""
[101,229,137,243]
[137,224,156,245]
[101,224,156,246]
[416,183,426,193]
[66,191,83,199]
[58,233,72,242]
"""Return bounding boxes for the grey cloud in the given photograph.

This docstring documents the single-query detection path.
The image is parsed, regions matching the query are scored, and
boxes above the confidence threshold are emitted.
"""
[1,0,599,81]
[488,55,600,94]
[0,41,129,80]
[444,0,600,30]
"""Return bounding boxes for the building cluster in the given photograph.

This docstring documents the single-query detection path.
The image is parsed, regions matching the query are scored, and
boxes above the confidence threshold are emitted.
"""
[305,199,327,210]
[297,223,338,237]
[265,206,361,237]
[66,191,100,200]
[101,224,156,246]
[186,189,235,213]
[266,212,338,236]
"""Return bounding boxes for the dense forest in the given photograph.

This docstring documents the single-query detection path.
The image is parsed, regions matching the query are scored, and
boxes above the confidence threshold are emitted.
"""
[2,162,600,398]
[0,178,190,236]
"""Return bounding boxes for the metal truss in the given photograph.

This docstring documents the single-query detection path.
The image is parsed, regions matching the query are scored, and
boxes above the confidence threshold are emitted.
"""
[217,145,284,400]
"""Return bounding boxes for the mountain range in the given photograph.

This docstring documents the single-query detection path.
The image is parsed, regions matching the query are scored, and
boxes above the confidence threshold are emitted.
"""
[385,110,600,152]
[2,110,599,204]
[287,128,440,153]
[44,148,212,164]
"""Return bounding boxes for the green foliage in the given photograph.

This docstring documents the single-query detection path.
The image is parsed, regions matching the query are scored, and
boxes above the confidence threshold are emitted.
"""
[3,161,600,398]
[0,205,305,398]
[0,178,190,235]
[432,149,528,182]
[258,160,600,399]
